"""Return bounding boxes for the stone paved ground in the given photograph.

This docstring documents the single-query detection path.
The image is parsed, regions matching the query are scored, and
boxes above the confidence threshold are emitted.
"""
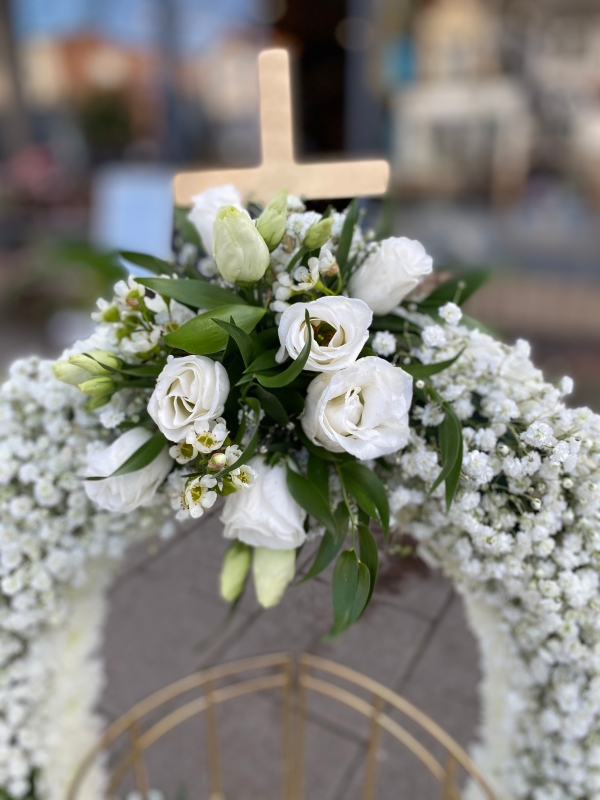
[100,503,481,800]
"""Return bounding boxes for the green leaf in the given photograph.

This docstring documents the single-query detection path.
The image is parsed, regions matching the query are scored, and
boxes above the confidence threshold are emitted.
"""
[120,251,176,275]
[244,348,279,375]
[300,502,348,583]
[430,404,463,510]
[256,311,312,388]
[358,524,379,607]
[369,315,422,334]
[401,350,463,380]
[337,199,359,279]
[86,430,167,480]
[307,452,330,504]
[374,195,395,241]
[419,269,490,308]
[164,305,265,355]
[286,467,338,537]
[118,363,165,377]
[213,319,253,367]
[54,241,126,282]
[340,462,390,534]
[331,550,359,633]
[214,399,261,480]
[136,277,246,310]
[349,562,371,625]
[295,428,352,463]
[251,385,288,425]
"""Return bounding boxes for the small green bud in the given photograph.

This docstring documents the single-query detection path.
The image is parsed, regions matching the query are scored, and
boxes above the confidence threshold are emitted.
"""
[252,548,296,609]
[78,376,116,396]
[102,305,120,323]
[69,350,123,375]
[84,394,112,410]
[256,189,287,251]
[52,361,92,386]
[303,217,333,251]
[213,205,270,285]
[220,541,252,603]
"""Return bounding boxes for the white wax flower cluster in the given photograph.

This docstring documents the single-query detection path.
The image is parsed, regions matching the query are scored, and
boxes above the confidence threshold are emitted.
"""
[0,358,173,798]
[385,309,600,800]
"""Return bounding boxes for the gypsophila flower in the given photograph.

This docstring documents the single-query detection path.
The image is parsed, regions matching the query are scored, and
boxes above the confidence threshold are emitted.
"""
[421,325,447,348]
[521,421,556,449]
[438,302,462,326]
[372,331,397,357]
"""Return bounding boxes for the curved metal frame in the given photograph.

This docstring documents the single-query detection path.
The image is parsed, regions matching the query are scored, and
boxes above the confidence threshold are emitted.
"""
[68,652,497,800]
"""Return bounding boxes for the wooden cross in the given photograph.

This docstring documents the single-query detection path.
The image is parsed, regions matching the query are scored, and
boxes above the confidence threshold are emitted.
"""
[173,48,389,206]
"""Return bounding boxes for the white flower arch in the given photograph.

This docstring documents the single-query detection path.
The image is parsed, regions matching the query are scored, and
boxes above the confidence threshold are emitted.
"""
[2,321,599,800]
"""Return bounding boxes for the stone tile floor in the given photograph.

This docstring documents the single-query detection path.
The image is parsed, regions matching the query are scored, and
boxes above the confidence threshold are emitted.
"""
[100,503,482,800]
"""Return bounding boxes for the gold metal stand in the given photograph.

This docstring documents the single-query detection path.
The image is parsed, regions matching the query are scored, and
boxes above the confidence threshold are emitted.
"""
[68,653,497,800]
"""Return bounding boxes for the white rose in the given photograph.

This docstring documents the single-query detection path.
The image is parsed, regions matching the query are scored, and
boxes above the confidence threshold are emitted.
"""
[276,296,372,372]
[188,184,245,256]
[302,356,413,460]
[221,457,306,550]
[148,355,229,442]
[348,237,433,315]
[84,428,172,513]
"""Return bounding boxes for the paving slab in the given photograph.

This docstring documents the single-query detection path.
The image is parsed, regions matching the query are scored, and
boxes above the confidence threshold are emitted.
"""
[100,514,481,797]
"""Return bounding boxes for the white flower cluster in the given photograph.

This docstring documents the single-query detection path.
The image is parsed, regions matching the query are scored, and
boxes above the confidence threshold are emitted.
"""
[0,358,172,797]
[388,311,600,800]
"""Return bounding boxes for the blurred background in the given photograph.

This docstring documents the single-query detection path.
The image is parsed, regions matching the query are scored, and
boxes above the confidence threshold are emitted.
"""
[1,0,600,405]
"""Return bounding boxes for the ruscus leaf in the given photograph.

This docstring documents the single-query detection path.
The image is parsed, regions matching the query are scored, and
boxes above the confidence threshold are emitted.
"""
[86,430,167,481]
[120,251,176,275]
[340,462,390,534]
[213,319,253,367]
[331,550,359,632]
[286,467,338,537]
[337,199,359,279]
[357,524,379,607]
[136,277,246,310]
[256,311,312,388]
[164,305,265,355]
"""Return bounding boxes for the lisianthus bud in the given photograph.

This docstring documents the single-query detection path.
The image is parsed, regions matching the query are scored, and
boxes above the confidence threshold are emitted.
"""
[220,541,252,603]
[78,376,116,396]
[303,218,333,251]
[256,189,287,251]
[69,350,123,375]
[85,394,112,410]
[213,206,270,285]
[252,547,296,608]
[52,361,92,386]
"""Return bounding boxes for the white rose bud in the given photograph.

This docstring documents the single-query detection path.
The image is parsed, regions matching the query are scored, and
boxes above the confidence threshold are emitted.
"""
[188,184,245,256]
[84,428,172,513]
[221,457,306,550]
[252,547,296,608]
[220,541,252,603]
[213,206,270,285]
[276,296,372,372]
[302,356,413,460]
[348,237,433,315]
[148,355,229,442]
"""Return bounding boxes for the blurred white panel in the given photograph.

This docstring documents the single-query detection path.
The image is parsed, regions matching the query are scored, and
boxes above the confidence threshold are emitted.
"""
[90,164,175,269]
